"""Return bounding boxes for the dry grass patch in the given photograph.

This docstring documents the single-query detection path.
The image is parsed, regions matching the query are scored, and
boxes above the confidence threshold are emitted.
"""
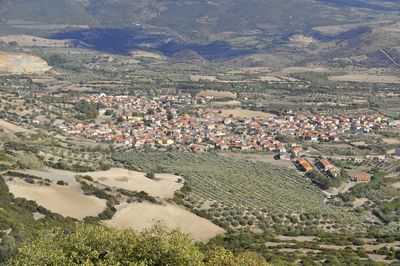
[329,74,400,84]
[0,119,34,134]
[219,109,275,119]
[0,34,69,47]
[190,75,217,82]
[105,202,225,242]
[82,168,183,199]
[197,90,237,99]
[131,50,165,60]
[6,178,106,219]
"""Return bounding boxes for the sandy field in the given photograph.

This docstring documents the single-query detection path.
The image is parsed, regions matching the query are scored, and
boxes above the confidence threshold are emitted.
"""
[17,168,79,184]
[275,66,332,75]
[289,35,315,45]
[131,50,165,60]
[197,90,237,99]
[353,198,369,208]
[0,119,34,134]
[105,202,225,242]
[329,74,400,84]
[210,100,241,107]
[258,76,282,82]
[190,75,217,82]
[7,178,106,219]
[82,168,183,199]
[0,35,69,47]
[391,182,400,189]
[276,235,316,242]
[219,109,275,119]
[383,138,400,145]
[228,67,272,74]
[221,152,295,169]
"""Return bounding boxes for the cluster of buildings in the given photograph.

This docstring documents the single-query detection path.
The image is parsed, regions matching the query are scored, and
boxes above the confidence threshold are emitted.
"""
[57,94,393,156]
[296,158,341,177]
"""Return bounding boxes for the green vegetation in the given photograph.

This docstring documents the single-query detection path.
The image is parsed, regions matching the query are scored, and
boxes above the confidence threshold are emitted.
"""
[0,176,74,262]
[306,169,348,190]
[113,150,357,232]
[6,222,270,266]
[73,100,99,120]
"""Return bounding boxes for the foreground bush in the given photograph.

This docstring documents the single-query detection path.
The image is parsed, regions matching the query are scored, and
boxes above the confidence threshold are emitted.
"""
[7,223,269,266]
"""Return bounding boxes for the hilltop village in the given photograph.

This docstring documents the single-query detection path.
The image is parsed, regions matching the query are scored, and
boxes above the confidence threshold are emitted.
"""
[55,94,396,153]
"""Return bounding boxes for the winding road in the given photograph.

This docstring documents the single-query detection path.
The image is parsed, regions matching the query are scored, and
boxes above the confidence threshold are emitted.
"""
[380,49,400,67]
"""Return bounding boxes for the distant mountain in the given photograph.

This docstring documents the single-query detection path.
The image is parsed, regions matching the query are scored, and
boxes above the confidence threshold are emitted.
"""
[0,0,399,65]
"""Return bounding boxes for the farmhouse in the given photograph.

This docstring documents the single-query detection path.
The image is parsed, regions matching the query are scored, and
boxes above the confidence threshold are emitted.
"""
[317,159,333,171]
[297,158,315,172]
[355,172,371,183]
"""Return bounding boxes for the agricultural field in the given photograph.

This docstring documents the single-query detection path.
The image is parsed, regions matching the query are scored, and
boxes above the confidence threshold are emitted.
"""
[112,150,362,233]
[218,109,275,119]
[82,168,183,199]
[5,177,106,219]
[106,202,225,242]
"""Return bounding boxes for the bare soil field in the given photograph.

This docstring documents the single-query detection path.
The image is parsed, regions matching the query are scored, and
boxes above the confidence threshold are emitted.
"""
[17,168,78,184]
[219,109,275,119]
[227,67,273,74]
[258,76,282,82]
[220,152,295,169]
[391,182,400,189]
[197,90,237,99]
[105,202,225,242]
[383,138,400,145]
[6,178,106,219]
[353,198,369,208]
[131,50,165,60]
[82,168,183,199]
[275,235,316,242]
[210,100,241,107]
[329,74,400,84]
[190,75,217,82]
[274,67,332,76]
[0,35,69,47]
[0,119,34,136]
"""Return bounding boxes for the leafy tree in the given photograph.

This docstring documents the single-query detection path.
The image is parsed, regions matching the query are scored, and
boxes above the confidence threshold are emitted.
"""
[6,223,270,266]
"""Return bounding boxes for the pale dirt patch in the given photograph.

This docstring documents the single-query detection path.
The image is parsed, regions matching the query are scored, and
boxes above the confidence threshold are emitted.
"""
[329,74,400,84]
[276,235,316,242]
[383,138,400,145]
[353,198,369,208]
[258,76,282,82]
[17,168,79,184]
[6,178,106,219]
[82,168,183,199]
[0,35,70,47]
[197,90,237,99]
[289,35,315,45]
[131,50,165,60]
[190,75,217,82]
[228,67,273,74]
[210,100,241,107]
[219,109,275,119]
[275,67,332,75]
[391,182,400,189]
[0,52,51,74]
[0,119,34,134]
[33,212,46,220]
[220,152,295,169]
[105,202,225,242]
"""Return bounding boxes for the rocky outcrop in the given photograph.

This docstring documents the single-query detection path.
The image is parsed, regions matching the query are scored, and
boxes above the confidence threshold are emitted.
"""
[0,52,51,74]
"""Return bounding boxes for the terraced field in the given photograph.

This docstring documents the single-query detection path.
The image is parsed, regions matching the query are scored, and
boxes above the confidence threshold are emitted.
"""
[113,151,360,232]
